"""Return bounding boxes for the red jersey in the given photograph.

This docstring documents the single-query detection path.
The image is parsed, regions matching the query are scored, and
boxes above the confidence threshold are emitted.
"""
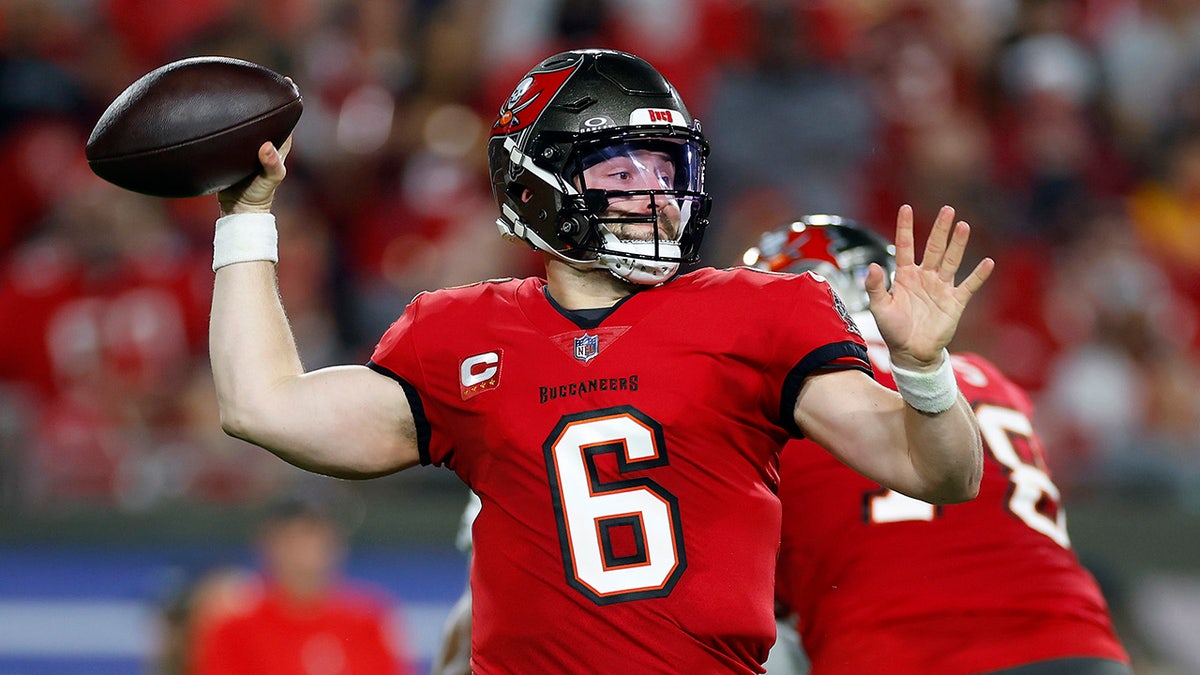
[369,268,869,674]
[192,581,413,675]
[775,317,1129,675]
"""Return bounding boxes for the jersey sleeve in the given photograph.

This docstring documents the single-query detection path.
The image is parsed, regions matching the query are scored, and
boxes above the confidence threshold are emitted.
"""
[769,271,872,437]
[366,293,435,466]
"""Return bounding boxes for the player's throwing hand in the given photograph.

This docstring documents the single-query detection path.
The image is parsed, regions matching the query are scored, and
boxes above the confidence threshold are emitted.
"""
[218,137,292,216]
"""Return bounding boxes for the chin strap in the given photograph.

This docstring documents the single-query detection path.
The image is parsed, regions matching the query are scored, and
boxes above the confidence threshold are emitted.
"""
[597,236,681,285]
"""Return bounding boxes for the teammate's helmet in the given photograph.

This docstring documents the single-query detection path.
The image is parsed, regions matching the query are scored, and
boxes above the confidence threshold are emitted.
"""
[487,49,711,285]
[743,215,896,313]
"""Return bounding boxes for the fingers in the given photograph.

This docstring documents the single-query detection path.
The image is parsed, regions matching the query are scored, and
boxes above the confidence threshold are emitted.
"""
[938,221,970,282]
[259,139,289,182]
[955,257,995,301]
[864,262,890,307]
[893,202,991,293]
[894,205,915,268]
[919,206,955,271]
[218,139,291,214]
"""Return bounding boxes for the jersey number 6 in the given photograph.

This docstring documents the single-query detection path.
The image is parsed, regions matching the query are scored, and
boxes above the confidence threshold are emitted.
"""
[543,406,687,605]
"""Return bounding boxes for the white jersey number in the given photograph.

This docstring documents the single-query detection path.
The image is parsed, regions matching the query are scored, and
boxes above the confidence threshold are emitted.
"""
[868,404,1070,548]
[544,407,686,605]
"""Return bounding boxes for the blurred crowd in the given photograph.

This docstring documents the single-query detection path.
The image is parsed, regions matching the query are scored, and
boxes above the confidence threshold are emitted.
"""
[2,0,1200,514]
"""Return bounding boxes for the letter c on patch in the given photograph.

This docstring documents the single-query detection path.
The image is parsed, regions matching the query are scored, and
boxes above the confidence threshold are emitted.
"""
[461,352,499,387]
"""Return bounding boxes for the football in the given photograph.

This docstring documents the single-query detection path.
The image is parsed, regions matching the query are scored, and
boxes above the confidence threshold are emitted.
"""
[85,56,303,199]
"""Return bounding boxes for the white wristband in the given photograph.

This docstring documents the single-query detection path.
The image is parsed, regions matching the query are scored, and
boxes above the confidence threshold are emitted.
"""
[213,213,278,271]
[891,348,958,414]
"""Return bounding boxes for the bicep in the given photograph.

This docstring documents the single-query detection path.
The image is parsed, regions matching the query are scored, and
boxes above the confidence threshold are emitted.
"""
[235,364,421,478]
[792,368,917,489]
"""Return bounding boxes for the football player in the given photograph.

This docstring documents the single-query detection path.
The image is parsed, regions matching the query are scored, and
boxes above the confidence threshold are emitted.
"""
[749,216,1131,675]
[208,49,992,672]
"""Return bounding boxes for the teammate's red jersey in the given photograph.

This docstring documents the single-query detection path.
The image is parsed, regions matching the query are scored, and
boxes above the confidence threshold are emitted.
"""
[775,316,1129,675]
[370,267,870,674]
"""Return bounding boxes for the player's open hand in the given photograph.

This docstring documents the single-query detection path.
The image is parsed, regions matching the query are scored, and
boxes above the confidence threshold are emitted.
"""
[218,135,292,216]
[866,205,994,370]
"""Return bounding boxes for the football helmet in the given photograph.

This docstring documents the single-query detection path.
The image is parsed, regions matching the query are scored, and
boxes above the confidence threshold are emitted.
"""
[743,215,896,313]
[487,49,711,285]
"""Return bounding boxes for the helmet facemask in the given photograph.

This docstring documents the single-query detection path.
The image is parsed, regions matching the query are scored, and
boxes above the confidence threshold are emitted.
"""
[560,133,709,284]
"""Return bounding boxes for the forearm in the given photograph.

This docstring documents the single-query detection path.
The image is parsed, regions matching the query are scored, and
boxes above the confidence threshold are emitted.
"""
[890,349,982,503]
[797,368,982,505]
[900,393,983,504]
[209,260,304,443]
[210,146,300,433]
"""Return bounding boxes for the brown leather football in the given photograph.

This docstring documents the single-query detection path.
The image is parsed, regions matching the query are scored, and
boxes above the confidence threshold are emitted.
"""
[86,56,302,199]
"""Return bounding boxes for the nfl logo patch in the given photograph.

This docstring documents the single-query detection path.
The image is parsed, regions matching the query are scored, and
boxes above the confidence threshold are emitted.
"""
[573,333,600,363]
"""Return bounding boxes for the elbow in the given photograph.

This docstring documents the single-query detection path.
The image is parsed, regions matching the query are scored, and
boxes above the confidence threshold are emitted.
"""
[216,395,268,444]
[965,452,984,500]
[924,478,978,505]
[218,406,254,442]
[928,442,984,505]
[217,397,408,481]
[957,420,986,502]
[924,402,986,504]
[937,472,981,505]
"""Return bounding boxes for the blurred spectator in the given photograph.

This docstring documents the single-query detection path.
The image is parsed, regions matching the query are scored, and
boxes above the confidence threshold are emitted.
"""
[1129,122,1200,304]
[986,0,1133,244]
[190,497,415,675]
[0,0,88,135]
[272,188,354,369]
[702,1,879,261]
[0,178,213,505]
[0,118,93,254]
[155,565,258,675]
[1034,207,1200,501]
[1094,0,1200,153]
[477,0,708,112]
[347,99,540,342]
[133,366,295,508]
[101,0,237,70]
[855,1,1005,233]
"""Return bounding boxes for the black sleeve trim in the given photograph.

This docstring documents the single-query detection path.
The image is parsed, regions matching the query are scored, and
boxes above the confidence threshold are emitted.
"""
[779,341,873,438]
[367,361,432,466]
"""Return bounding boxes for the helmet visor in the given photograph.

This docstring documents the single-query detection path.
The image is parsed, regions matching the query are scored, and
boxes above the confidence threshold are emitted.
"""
[573,137,704,194]
[566,136,707,261]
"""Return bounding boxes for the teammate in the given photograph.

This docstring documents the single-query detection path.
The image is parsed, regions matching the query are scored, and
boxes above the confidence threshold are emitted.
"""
[747,216,1131,675]
[207,49,993,672]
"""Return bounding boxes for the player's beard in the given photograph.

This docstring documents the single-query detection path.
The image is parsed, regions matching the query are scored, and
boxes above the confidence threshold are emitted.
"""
[602,201,682,244]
